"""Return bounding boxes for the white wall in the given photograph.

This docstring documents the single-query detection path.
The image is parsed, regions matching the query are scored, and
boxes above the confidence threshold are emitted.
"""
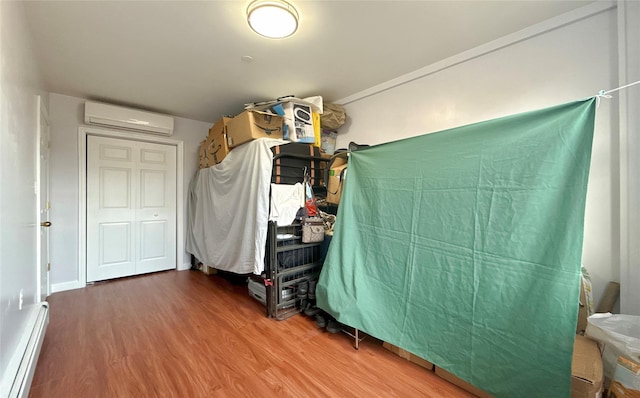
[48,93,211,289]
[0,0,47,384]
[336,4,618,308]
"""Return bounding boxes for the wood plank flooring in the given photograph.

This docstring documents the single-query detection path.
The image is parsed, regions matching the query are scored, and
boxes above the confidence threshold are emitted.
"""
[29,270,474,397]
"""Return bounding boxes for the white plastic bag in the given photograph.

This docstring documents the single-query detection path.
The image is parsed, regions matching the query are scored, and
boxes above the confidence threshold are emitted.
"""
[586,313,640,382]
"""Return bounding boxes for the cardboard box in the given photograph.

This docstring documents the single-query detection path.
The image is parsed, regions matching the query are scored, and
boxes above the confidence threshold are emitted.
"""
[572,335,604,398]
[434,367,492,398]
[607,357,640,398]
[577,279,589,334]
[382,342,434,371]
[226,110,283,148]
[199,117,231,168]
[327,157,347,204]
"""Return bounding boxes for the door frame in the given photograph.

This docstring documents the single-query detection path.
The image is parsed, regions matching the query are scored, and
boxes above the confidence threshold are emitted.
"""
[618,0,640,315]
[78,126,184,287]
[36,95,50,300]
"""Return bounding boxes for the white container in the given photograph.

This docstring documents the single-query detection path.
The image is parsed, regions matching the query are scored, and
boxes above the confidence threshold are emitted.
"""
[586,313,640,383]
[321,130,337,154]
[282,102,315,143]
[248,279,266,305]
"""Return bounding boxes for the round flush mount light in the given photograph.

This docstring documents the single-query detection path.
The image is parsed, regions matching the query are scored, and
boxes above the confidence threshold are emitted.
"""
[247,0,299,39]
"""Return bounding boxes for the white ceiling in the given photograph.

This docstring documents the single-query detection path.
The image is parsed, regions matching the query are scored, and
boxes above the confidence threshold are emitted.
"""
[24,1,593,123]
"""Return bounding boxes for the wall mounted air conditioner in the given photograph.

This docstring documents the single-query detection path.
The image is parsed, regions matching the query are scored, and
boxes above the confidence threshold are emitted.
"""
[84,101,174,136]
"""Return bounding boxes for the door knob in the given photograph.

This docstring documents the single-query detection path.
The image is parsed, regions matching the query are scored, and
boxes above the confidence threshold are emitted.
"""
[41,221,52,227]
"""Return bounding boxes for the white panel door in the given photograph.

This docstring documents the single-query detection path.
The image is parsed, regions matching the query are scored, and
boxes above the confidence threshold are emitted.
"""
[87,136,177,282]
[136,146,177,274]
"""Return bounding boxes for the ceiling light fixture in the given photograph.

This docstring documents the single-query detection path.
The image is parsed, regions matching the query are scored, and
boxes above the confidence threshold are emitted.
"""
[247,0,299,39]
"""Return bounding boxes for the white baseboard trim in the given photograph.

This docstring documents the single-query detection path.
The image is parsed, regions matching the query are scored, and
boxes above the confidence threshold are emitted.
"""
[52,266,191,291]
[51,280,84,293]
[0,302,49,398]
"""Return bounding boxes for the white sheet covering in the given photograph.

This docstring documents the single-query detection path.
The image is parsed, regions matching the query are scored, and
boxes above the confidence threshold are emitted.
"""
[269,183,304,226]
[187,138,287,274]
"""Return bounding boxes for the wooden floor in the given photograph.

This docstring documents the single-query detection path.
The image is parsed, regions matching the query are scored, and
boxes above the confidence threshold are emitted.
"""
[29,270,474,398]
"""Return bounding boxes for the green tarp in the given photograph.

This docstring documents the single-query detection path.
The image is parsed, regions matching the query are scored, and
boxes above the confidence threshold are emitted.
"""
[316,98,596,398]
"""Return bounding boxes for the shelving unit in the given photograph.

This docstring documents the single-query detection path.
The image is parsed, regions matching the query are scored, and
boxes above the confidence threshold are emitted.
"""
[265,221,324,320]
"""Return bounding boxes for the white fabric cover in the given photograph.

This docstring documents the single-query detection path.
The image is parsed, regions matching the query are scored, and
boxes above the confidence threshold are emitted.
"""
[187,138,286,274]
[269,183,304,226]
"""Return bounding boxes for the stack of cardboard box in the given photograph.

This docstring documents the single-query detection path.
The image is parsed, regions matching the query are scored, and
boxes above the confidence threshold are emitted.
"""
[198,117,231,168]
[382,334,604,398]
[572,335,604,398]
[225,110,283,148]
[198,111,284,169]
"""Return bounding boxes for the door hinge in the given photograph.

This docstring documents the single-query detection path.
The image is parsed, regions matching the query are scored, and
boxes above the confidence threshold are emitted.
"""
[46,201,51,210]
[47,263,51,271]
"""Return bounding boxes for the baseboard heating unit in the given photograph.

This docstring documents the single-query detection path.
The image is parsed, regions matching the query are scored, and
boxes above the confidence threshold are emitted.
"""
[1,302,49,398]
